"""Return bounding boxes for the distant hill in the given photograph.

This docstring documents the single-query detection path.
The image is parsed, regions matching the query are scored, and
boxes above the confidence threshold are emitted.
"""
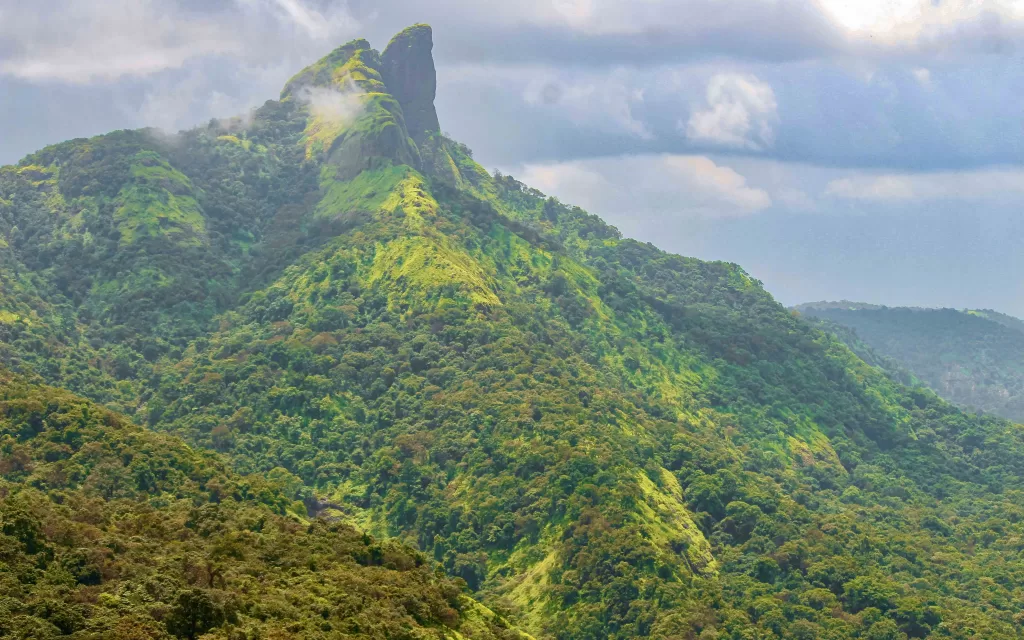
[797,302,1024,421]
[966,308,1024,334]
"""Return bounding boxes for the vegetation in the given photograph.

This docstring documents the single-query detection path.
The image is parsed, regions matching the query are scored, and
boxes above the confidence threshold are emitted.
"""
[0,368,525,639]
[2,24,1024,640]
[798,302,1024,421]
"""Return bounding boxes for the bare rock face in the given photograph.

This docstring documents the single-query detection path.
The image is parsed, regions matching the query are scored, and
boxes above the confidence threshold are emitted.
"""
[381,24,441,144]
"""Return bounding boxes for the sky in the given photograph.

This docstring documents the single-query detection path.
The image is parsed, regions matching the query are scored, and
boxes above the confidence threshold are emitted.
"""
[2,0,1024,314]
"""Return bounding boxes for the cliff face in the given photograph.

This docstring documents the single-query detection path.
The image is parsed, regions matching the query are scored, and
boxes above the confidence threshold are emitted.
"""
[381,24,441,144]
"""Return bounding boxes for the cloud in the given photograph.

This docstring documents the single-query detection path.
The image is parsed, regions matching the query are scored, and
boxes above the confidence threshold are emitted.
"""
[817,0,1024,51]
[522,67,652,139]
[0,0,235,82]
[685,73,778,151]
[527,0,1024,47]
[0,0,358,83]
[130,64,283,134]
[134,71,225,134]
[298,82,367,128]
[514,154,772,220]
[5,0,1024,175]
[349,0,1024,70]
[6,0,1024,87]
[391,0,838,41]
[825,167,1024,202]
[246,0,350,40]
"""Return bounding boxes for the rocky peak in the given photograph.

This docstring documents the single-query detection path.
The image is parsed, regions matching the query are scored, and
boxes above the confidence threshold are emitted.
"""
[381,24,441,144]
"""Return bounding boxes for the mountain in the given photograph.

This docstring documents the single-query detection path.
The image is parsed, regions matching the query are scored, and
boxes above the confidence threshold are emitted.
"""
[797,302,1024,421]
[3,23,1024,640]
[965,308,1024,334]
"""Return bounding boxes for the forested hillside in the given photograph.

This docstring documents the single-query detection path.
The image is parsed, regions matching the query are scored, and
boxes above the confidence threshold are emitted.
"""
[3,24,1024,640]
[798,302,1024,421]
[0,368,525,639]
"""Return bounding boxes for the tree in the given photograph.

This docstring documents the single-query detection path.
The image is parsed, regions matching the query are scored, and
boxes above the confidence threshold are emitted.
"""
[165,589,224,640]
[843,575,898,613]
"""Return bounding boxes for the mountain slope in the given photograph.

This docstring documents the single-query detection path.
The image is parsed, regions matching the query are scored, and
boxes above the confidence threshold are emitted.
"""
[798,302,1024,421]
[3,24,1024,640]
[0,367,526,639]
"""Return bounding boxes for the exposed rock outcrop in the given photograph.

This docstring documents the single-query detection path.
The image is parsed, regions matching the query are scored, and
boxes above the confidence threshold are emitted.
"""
[381,24,441,144]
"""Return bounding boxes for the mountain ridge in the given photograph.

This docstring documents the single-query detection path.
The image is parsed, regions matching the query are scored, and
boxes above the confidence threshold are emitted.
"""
[797,301,1024,421]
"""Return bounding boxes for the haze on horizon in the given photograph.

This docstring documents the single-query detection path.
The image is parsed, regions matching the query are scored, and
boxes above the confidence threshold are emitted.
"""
[2,0,1022,315]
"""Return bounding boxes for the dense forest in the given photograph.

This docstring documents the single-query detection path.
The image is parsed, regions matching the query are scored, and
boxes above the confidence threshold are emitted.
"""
[3,23,1024,639]
[798,302,1024,422]
[0,368,525,639]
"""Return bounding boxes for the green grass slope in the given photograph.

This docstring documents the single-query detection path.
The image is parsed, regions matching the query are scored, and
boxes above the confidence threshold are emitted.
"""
[798,303,1024,421]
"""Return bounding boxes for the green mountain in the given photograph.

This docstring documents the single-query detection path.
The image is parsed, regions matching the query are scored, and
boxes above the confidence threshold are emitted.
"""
[4,23,1024,639]
[797,302,1024,421]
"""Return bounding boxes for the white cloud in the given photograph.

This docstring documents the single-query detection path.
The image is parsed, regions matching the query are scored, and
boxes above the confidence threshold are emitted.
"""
[0,0,358,83]
[0,1,236,82]
[912,67,932,86]
[539,0,1024,48]
[131,64,291,134]
[685,73,778,150]
[818,0,1024,42]
[825,167,1024,202]
[249,0,348,41]
[817,0,926,35]
[515,153,772,219]
[299,82,367,128]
